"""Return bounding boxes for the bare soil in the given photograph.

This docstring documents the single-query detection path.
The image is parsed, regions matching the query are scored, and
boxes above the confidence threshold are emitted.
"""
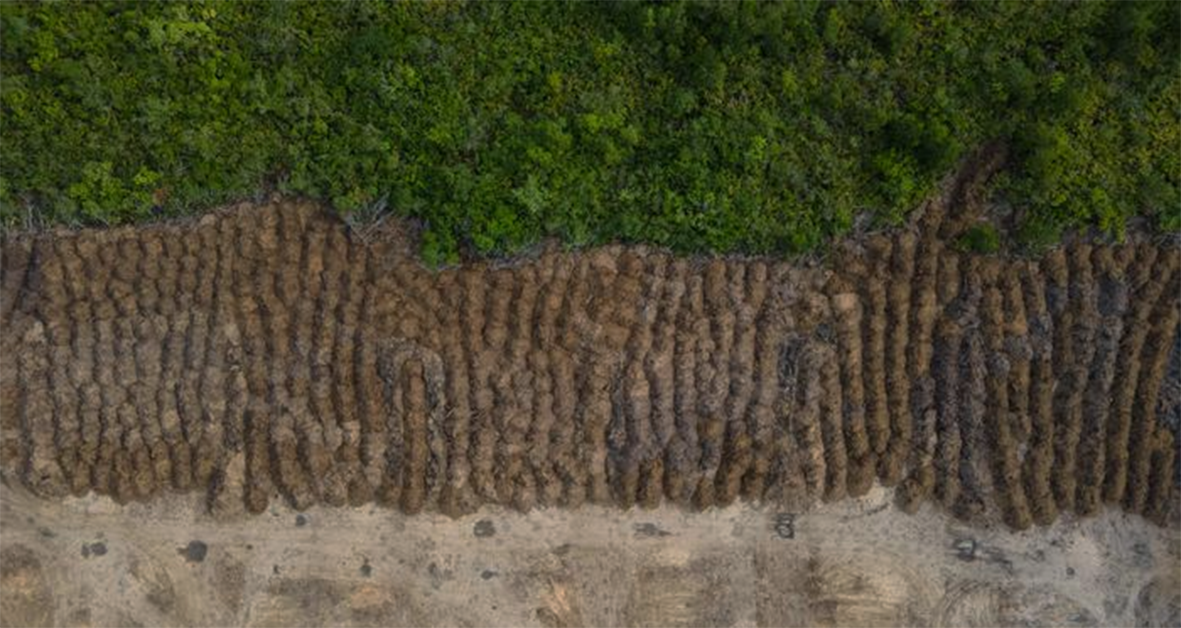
[1,480,1178,628]
[1,198,1178,531]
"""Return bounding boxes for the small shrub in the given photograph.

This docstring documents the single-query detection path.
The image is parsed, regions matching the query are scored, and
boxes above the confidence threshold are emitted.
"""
[957,224,1002,254]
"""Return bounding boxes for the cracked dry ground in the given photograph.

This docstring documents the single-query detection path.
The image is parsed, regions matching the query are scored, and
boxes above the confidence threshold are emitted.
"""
[1,199,1178,530]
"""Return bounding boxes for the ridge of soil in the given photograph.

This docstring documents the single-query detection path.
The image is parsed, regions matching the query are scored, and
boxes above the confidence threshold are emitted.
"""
[1,198,1178,528]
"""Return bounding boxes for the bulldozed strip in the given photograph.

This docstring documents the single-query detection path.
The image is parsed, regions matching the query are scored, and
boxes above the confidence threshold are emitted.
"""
[1,200,1178,528]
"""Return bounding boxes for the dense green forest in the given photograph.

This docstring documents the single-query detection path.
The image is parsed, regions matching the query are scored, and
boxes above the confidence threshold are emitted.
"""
[1,1,1177,261]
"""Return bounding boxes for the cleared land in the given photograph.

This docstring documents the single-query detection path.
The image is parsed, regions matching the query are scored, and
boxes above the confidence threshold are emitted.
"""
[2,481,1178,628]
[1,199,1178,529]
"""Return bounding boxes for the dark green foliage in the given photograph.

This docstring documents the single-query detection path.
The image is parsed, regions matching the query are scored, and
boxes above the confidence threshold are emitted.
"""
[1,1,1178,258]
[956,224,1001,255]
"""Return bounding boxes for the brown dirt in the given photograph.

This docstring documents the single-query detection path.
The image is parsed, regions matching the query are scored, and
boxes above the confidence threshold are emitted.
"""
[1,199,1178,528]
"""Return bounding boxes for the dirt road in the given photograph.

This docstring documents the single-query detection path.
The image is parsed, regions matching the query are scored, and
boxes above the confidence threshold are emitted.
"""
[2,480,1178,627]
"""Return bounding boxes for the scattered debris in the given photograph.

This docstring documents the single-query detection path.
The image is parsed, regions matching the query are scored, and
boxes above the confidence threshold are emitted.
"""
[633,523,672,538]
[474,520,496,538]
[180,541,208,563]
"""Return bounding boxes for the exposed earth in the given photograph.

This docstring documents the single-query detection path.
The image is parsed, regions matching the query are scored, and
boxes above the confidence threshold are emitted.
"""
[1,197,1179,627]
[1,199,1177,526]
[1,480,1179,628]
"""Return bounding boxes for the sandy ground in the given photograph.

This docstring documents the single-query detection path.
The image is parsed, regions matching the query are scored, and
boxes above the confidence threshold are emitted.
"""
[2,479,1177,628]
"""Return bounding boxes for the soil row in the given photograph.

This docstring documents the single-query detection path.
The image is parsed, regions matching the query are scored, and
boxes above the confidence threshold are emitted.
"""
[1,201,1177,527]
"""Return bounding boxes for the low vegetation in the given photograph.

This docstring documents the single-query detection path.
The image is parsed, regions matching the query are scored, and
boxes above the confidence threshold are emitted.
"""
[1,1,1177,261]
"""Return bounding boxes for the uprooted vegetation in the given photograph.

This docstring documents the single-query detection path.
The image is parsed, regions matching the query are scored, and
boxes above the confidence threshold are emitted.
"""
[1,198,1177,528]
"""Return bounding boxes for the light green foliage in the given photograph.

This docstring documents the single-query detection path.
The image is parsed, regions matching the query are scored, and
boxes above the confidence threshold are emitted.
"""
[1,1,1177,258]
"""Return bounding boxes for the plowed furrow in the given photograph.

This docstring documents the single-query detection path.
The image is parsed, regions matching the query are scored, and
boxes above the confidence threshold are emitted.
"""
[1105,246,1170,505]
[526,260,558,508]
[863,237,891,480]
[717,260,753,507]
[1074,247,1130,515]
[2,200,1177,527]
[742,261,776,502]
[669,268,704,505]
[981,259,1031,529]
[1126,282,1180,515]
